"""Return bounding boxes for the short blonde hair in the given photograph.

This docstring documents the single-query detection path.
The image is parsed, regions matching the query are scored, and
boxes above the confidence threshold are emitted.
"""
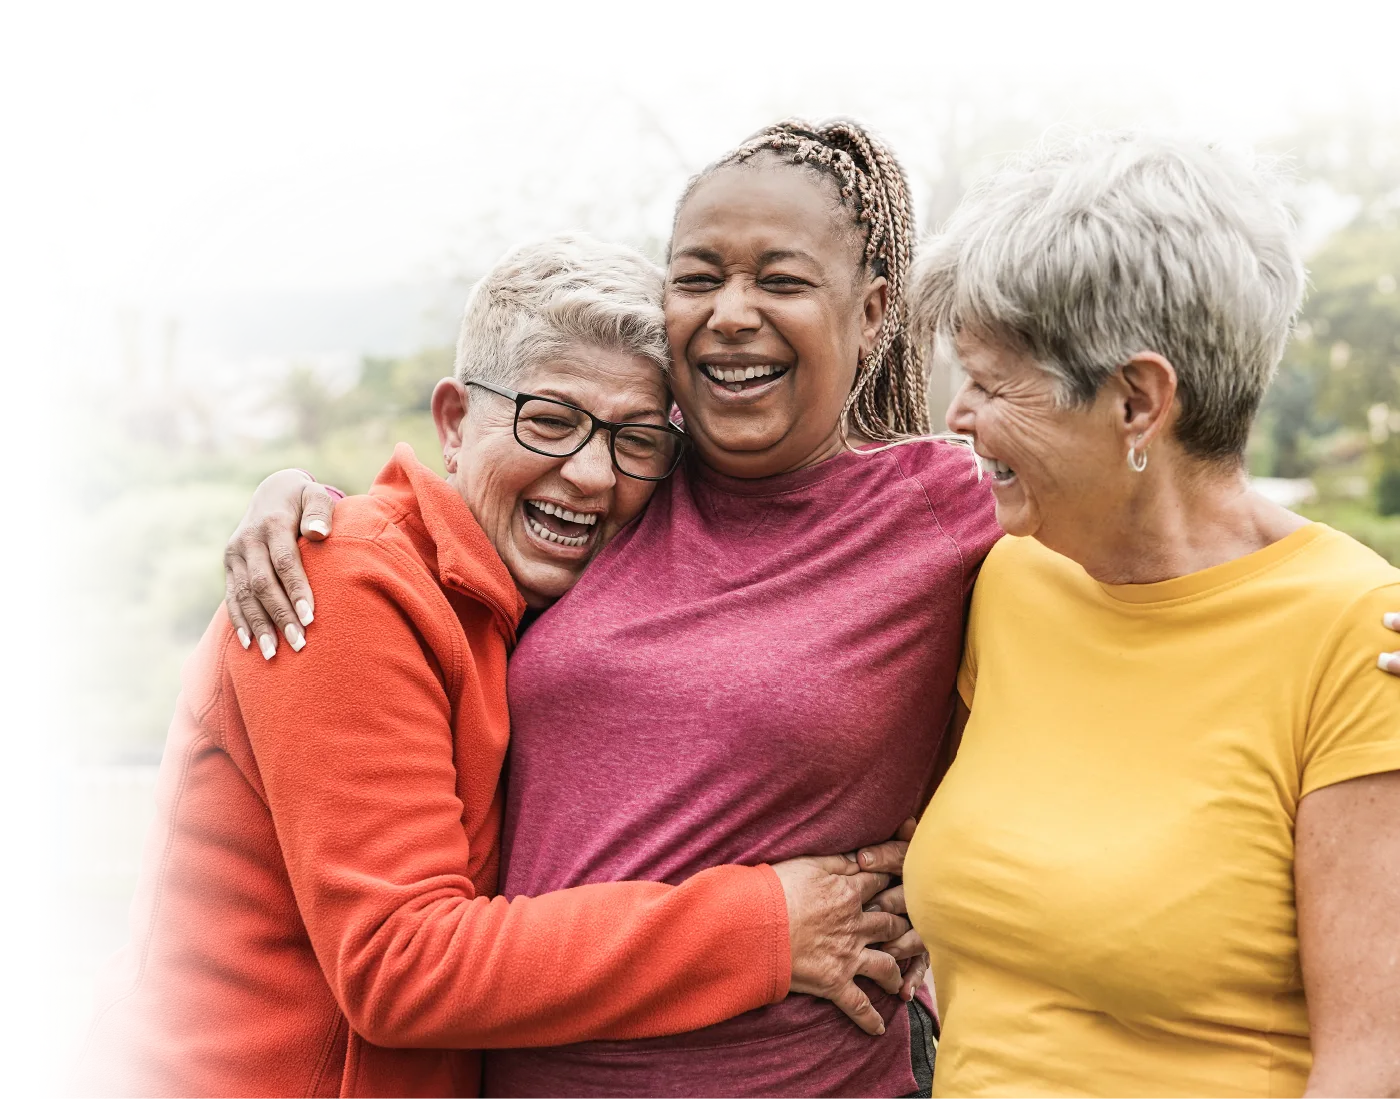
[454,232,670,386]
[912,131,1306,461]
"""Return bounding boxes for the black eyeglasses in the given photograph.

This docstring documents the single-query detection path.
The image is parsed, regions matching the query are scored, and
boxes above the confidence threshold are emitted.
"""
[466,380,688,482]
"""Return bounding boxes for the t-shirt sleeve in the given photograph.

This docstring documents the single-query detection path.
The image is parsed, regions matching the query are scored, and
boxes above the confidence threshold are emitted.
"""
[1301,583,1400,797]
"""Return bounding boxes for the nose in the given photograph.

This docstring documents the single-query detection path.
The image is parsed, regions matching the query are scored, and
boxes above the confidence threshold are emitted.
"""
[558,429,617,498]
[946,379,976,435]
[707,277,761,340]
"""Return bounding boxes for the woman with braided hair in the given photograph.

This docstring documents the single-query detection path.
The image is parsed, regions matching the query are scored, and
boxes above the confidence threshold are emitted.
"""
[221,118,998,1097]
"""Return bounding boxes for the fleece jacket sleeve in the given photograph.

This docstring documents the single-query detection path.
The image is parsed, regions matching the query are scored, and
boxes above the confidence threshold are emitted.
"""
[223,533,790,1051]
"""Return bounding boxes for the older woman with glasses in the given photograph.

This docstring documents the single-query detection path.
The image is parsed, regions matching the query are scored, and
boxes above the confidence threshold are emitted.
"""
[75,234,912,1099]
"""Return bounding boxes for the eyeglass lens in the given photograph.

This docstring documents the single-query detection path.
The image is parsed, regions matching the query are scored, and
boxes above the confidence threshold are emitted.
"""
[516,398,681,479]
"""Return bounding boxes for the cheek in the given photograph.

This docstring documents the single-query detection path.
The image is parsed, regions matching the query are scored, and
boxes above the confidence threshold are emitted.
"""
[609,480,657,531]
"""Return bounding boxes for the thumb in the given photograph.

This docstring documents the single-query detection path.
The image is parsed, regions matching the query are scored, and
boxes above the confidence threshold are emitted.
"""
[300,483,339,540]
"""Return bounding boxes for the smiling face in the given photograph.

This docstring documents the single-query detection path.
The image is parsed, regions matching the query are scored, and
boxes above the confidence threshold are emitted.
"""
[665,162,887,478]
[946,330,1129,551]
[435,345,669,609]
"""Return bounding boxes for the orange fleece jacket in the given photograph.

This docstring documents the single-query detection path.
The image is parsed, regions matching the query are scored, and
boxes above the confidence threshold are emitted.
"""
[76,445,790,1098]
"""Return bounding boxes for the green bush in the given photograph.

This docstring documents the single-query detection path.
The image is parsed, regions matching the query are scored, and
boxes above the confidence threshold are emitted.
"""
[1379,467,1400,517]
[151,543,228,638]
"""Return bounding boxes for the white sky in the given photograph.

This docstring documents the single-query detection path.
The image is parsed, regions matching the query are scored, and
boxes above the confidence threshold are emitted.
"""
[2,4,1400,1086]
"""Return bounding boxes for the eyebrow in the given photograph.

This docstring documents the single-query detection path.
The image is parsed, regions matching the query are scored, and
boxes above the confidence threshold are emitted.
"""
[532,388,667,423]
[671,246,820,267]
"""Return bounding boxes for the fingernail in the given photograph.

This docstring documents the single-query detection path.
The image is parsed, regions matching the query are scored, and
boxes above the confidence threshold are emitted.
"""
[1381,652,1396,673]
[258,634,276,660]
[306,519,330,537]
[285,624,305,652]
[877,1023,886,1035]
[864,904,878,912]
[842,851,857,862]
[860,852,873,867]
[296,599,314,626]
[236,627,250,650]
[1385,613,1400,630]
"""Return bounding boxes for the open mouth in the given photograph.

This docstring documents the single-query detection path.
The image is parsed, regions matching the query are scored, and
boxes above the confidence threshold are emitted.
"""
[698,361,791,394]
[974,451,1017,485]
[522,499,600,549]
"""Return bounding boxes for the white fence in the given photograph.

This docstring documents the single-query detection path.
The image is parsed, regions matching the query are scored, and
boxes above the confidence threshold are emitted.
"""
[47,761,158,879]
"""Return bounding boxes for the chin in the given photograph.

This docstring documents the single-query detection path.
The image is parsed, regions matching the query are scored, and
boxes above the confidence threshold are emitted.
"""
[993,504,1035,539]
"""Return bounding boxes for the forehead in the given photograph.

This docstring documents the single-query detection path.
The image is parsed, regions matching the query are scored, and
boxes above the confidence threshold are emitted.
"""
[672,163,861,264]
[515,345,669,418]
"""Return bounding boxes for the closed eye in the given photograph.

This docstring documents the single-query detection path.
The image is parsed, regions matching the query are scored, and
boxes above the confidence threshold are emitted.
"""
[673,274,722,290]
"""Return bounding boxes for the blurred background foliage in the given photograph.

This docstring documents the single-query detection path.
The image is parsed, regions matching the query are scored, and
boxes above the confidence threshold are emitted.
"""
[79,112,1400,767]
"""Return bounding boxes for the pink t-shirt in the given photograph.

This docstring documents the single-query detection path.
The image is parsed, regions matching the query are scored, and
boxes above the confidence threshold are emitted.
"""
[486,440,1000,1098]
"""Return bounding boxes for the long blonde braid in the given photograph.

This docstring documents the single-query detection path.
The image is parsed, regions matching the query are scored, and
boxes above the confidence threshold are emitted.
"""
[676,118,929,441]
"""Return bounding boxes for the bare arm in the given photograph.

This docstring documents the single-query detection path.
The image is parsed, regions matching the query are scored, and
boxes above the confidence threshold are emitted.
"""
[1296,769,1400,1097]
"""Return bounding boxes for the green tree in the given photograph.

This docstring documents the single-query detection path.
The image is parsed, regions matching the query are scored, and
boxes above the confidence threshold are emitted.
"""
[1265,72,1400,509]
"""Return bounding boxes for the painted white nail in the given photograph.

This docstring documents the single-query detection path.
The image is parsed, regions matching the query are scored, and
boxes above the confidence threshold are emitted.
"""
[1379,652,1396,674]
[296,599,314,626]
[305,519,330,537]
[236,627,251,650]
[258,634,276,661]
[284,624,305,652]
[1384,613,1400,631]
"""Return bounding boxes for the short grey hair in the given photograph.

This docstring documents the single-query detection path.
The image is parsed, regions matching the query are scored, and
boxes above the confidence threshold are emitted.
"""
[911,131,1306,461]
[454,232,670,388]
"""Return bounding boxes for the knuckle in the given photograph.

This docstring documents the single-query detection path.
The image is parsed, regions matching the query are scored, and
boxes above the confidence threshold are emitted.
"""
[271,550,299,575]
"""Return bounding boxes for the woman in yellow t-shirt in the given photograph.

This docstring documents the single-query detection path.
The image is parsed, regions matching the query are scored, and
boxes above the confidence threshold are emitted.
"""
[900,133,1400,1097]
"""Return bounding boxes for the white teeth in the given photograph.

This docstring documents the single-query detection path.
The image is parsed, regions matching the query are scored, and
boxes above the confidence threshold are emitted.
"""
[974,452,1015,480]
[525,514,590,547]
[526,501,597,526]
[703,363,783,384]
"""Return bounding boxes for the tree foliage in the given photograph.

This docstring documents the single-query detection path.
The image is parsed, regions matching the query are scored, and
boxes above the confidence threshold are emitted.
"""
[1255,113,1400,513]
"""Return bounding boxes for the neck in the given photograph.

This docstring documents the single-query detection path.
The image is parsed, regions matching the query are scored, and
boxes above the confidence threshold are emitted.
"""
[1051,456,1310,585]
[696,423,871,480]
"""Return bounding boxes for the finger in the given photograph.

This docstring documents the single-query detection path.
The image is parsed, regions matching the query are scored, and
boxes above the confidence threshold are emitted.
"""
[1381,650,1400,676]
[243,540,302,658]
[233,564,277,660]
[857,910,909,944]
[831,981,886,1037]
[867,883,906,915]
[266,521,315,631]
[1385,612,1400,633]
[895,817,918,842]
[300,482,337,543]
[900,955,930,1002]
[856,946,903,996]
[799,852,864,877]
[851,870,894,904]
[223,555,253,650]
[856,839,908,874]
[878,928,925,961]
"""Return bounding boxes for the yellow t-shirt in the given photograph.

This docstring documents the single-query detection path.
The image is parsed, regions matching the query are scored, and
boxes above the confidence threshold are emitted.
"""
[905,523,1400,1098]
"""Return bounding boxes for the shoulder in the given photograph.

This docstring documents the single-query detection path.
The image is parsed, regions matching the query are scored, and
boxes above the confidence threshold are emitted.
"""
[882,438,1001,570]
[1299,527,1400,668]
[299,495,450,625]
[1297,525,1400,602]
